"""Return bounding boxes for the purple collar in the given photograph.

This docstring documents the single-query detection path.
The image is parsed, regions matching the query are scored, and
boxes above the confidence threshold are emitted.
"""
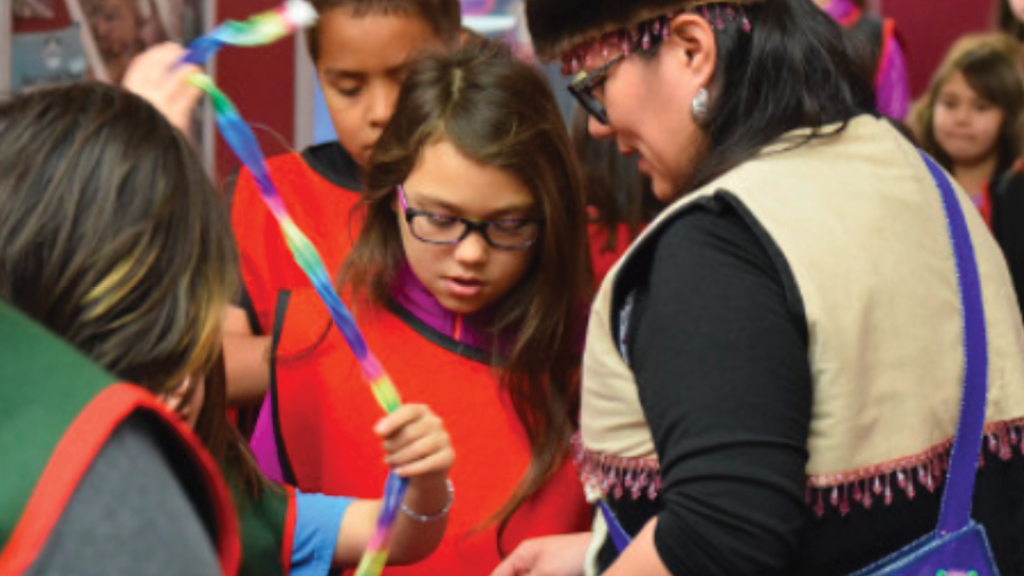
[391,262,507,352]
[823,0,857,21]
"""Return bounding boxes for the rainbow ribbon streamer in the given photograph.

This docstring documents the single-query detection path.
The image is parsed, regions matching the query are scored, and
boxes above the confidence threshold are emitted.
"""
[184,5,406,575]
[181,0,318,66]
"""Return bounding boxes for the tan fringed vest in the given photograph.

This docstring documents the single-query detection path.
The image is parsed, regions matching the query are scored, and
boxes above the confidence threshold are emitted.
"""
[577,116,1024,546]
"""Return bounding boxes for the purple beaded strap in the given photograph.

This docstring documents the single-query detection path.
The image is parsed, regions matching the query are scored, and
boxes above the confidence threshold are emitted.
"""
[919,151,988,535]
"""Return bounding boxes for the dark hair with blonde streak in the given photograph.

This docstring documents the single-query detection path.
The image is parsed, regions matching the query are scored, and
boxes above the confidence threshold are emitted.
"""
[0,83,262,494]
[344,41,590,548]
[306,0,461,61]
[910,33,1024,174]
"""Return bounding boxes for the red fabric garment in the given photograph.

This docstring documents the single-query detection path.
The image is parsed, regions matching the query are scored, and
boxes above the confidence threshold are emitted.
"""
[232,153,364,334]
[0,384,240,576]
[977,181,993,228]
[588,221,636,287]
[272,289,591,575]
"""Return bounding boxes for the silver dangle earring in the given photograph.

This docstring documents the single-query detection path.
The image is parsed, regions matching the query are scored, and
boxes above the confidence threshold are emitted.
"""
[691,87,709,120]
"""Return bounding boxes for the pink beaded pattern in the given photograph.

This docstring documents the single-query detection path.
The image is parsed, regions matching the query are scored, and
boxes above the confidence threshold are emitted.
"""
[560,2,756,76]
[575,417,1024,513]
[572,433,662,501]
[805,417,1024,517]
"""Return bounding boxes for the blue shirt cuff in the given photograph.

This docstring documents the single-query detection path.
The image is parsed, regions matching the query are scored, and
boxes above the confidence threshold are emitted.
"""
[290,489,354,576]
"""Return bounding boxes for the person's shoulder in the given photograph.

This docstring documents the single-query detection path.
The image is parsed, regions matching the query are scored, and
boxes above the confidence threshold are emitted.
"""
[300,142,363,193]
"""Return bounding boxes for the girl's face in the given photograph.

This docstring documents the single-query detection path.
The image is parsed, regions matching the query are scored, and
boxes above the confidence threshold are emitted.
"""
[933,72,1005,166]
[398,140,538,315]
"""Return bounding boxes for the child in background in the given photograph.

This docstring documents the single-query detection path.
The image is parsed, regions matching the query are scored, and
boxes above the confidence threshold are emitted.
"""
[913,33,1024,327]
[571,106,659,285]
[260,43,592,575]
[813,0,910,119]
[910,33,1024,224]
[224,0,462,406]
[0,81,454,576]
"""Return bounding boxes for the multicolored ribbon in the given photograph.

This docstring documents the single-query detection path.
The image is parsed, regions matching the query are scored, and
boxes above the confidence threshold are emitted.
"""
[181,0,318,66]
[183,4,406,574]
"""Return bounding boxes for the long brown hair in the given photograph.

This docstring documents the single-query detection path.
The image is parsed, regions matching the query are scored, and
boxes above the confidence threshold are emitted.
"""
[345,41,590,545]
[909,33,1024,174]
[995,0,1024,41]
[0,83,262,496]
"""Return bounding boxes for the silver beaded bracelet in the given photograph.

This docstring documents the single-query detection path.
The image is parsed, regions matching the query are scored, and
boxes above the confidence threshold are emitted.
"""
[401,479,454,523]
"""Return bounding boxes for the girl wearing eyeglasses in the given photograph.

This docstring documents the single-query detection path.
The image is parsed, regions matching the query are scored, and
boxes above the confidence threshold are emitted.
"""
[490,0,1024,575]
[255,40,593,575]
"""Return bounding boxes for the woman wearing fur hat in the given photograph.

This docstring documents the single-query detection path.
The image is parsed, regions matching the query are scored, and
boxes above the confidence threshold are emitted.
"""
[493,1,1024,575]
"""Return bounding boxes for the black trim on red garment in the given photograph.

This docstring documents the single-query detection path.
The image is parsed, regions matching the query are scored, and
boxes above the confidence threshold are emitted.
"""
[238,287,263,336]
[384,298,501,367]
[301,142,364,193]
[270,290,298,486]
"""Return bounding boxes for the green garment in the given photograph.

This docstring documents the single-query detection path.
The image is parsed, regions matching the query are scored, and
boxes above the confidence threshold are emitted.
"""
[230,472,293,576]
[0,302,118,543]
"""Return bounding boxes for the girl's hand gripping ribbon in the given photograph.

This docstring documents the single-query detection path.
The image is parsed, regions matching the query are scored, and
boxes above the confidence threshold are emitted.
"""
[183,6,406,574]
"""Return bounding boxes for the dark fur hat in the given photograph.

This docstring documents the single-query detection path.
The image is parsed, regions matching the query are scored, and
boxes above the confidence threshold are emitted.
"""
[526,0,761,61]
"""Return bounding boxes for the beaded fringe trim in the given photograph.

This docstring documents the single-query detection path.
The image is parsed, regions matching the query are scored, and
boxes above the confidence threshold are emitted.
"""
[805,417,1024,517]
[574,418,1024,511]
[572,433,662,501]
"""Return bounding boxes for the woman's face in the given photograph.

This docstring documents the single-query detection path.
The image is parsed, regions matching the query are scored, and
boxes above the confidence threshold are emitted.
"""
[397,140,539,315]
[933,71,1005,167]
[582,20,711,202]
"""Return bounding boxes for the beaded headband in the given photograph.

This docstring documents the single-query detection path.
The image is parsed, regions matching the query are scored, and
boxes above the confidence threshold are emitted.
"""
[560,0,764,76]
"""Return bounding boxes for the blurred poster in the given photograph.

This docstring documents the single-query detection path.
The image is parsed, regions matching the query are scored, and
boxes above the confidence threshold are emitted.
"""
[460,0,572,123]
[11,24,89,90]
[461,0,528,54]
[66,0,202,83]
[14,0,57,19]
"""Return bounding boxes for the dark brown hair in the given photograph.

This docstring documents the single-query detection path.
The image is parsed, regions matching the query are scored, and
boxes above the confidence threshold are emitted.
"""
[688,0,875,191]
[306,0,461,61]
[0,83,262,496]
[910,33,1024,174]
[995,0,1024,41]
[345,41,590,547]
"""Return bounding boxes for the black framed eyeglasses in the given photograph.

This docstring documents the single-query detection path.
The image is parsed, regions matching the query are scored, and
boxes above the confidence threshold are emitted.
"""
[568,53,629,126]
[396,185,543,250]
[565,15,669,126]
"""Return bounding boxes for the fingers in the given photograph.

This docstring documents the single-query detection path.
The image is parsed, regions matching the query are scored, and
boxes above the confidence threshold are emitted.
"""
[122,42,203,134]
[373,403,426,437]
[489,559,518,576]
[391,440,454,477]
[374,404,454,477]
[489,543,535,576]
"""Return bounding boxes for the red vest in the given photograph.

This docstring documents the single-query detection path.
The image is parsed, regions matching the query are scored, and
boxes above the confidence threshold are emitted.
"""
[588,221,636,287]
[271,290,591,575]
[232,153,364,333]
